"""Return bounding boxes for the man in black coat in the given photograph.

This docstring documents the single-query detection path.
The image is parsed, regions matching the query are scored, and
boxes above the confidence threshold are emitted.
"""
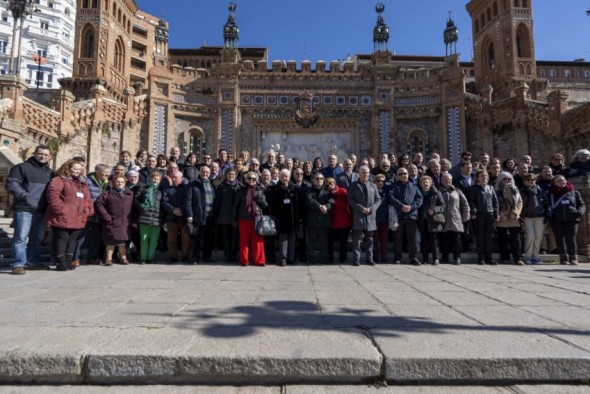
[185,166,216,264]
[389,167,423,265]
[161,171,190,263]
[6,145,54,274]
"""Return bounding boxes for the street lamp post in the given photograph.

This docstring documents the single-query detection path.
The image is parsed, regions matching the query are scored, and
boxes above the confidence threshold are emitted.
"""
[7,0,40,75]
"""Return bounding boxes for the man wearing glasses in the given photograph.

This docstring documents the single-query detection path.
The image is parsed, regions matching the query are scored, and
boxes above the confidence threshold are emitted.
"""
[348,166,381,266]
[303,174,332,264]
[389,168,423,265]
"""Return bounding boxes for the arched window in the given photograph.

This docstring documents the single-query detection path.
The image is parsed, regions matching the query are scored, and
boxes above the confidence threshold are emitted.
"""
[522,0,528,7]
[112,3,116,15]
[516,24,531,57]
[187,128,205,156]
[80,24,94,58]
[114,37,125,73]
[493,2,498,15]
[408,130,427,157]
[487,42,495,70]
[92,0,97,8]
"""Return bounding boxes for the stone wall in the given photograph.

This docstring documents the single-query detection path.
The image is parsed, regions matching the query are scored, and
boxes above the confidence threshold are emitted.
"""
[395,117,439,156]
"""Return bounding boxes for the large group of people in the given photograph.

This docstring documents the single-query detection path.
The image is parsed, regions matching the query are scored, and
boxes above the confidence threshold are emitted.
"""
[5,145,589,274]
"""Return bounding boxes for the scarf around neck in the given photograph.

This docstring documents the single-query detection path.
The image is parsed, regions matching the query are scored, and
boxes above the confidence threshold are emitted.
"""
[549,181,574,196]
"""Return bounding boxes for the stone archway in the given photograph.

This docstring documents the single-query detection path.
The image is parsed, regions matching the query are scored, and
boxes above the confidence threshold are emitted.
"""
[183,127,205,157]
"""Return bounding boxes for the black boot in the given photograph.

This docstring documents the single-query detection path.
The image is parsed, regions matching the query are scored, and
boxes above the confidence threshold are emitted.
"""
[56,256,70,271]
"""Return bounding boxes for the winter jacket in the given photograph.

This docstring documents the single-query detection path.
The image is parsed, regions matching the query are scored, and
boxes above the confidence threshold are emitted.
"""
[520,185,546,218]
[213,180,241,225]
[440,186,470,233]
[268,182,302,233]
[233,184,268,221]
[303,185,332,228]
[328,186,352,229]
[388,181,423,221]
[417,187,445,233]
[348,180,381,231]
[182,165,200,182]
[185,178,216,226]
[161,183,188,224]
[548,190,586,223]
[44,176,94,229]
[6,156,54,212]
[468,184,499,219]
[496,185,522,228]
[375,183,393,223]
[95,189,134,244]
[134,185,162,226]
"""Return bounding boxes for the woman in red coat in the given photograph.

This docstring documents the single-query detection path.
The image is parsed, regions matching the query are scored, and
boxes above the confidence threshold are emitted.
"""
[95,175,134,266]
[44,159,94,271]
[326,177,352,263]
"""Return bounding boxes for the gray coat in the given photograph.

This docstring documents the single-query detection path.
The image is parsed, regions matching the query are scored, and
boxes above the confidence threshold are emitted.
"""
[347,180,381,231]
[440,186,470,233]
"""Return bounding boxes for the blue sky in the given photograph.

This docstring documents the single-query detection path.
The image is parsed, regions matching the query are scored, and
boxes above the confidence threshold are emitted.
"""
[136,0,590,63]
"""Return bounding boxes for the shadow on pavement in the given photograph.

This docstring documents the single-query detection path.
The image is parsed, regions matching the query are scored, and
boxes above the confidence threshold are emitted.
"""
[154,300,590,339]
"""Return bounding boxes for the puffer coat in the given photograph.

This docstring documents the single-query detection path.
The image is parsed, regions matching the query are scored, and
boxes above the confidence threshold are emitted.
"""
[44,176,94,229]
[133,185,162,226]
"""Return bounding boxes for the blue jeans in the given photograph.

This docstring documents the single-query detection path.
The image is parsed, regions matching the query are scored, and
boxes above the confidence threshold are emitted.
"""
[11,210,46,268]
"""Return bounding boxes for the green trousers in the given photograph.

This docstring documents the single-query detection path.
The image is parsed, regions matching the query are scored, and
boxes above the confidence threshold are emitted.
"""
[139,224,161,262]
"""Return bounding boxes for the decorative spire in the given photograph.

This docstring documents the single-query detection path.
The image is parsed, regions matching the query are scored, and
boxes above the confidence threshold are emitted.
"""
[444,11,459,56]
[373,3,389,52]
[155,15,168,44]
[223,2,239,49]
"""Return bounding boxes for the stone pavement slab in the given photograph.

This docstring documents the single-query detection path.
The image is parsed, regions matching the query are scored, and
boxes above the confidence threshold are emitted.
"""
[1,385,589,393]
[0,262,589,385]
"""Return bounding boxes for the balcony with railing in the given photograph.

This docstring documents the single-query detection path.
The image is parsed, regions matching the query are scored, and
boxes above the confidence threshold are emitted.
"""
[24,25,74,51]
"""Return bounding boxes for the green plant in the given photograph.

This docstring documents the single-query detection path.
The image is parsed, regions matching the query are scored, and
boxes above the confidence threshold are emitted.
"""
[47,139,60,156]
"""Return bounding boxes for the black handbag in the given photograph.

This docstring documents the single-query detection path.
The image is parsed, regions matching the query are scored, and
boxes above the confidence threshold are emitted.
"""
[255,215,277,236]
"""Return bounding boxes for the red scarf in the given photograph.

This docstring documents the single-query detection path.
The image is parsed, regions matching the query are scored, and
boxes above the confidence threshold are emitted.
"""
[549,181,574,196]
[246,185,258,218]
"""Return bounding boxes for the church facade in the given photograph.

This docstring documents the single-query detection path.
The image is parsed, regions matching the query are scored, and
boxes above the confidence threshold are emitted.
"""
[0,0,589,171]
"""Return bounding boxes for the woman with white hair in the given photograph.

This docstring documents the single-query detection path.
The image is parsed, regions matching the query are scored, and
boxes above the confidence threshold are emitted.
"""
[568,149,590,177]
[495,172,524,266]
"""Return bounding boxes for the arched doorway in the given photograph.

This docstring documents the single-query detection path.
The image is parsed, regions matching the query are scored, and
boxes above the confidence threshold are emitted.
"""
[183,127,205,157]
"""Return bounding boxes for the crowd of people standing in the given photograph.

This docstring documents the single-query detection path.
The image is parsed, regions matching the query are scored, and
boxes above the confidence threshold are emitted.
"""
[5,145,589,274]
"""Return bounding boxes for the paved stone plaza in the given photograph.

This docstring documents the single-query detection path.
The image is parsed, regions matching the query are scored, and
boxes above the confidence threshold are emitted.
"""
[0,261,589,390]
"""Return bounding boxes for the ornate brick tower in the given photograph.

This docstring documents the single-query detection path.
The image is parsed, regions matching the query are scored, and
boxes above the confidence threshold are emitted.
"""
[70,0,137,101]
[466,0,537,100]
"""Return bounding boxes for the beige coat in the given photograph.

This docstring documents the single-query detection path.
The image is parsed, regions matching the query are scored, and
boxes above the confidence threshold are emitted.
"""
[496,185,522,228]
